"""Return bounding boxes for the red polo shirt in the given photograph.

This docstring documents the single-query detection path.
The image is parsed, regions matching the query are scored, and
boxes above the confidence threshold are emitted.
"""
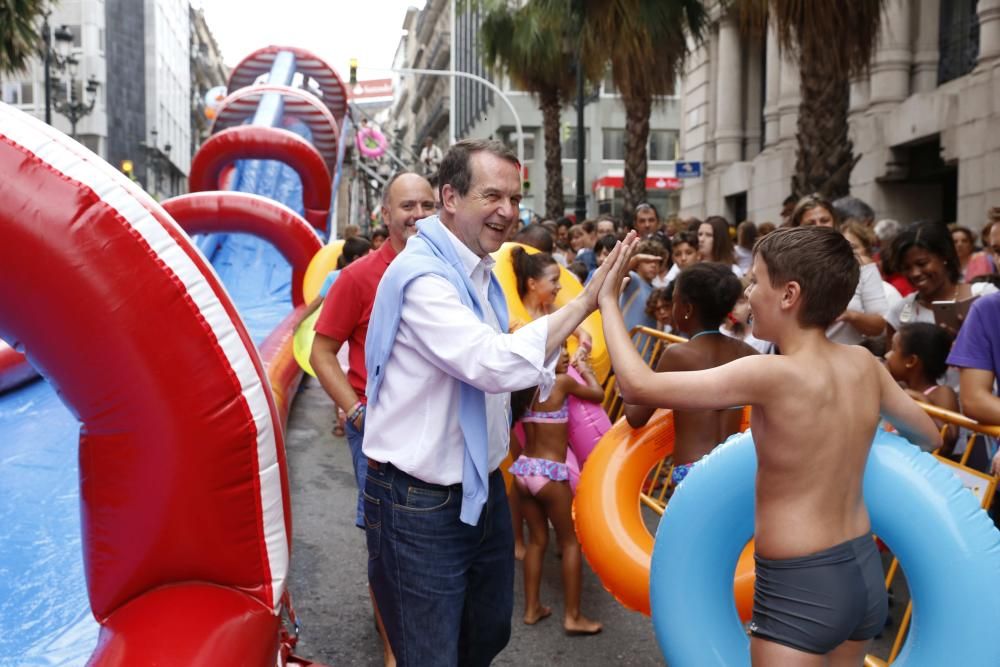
[313,240,398,401]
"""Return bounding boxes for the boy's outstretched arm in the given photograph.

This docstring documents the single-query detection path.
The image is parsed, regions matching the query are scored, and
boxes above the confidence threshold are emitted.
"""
[876,359,942,452]
[597,243,767,411]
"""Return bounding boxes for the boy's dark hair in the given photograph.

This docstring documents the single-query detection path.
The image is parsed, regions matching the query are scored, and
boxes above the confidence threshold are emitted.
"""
[594,234,618,254]
[672,231,698,251]
[370,225,388,241]
[898,323,953,382]
[567,260,589,285]
[437,138,519,203]
[510,246,558,298]
[674,263,744,329]
[337,236,373,269]
[752,226,859,329]
[890,221,961,284]
[635,238,667,260]
[645,286,672,319]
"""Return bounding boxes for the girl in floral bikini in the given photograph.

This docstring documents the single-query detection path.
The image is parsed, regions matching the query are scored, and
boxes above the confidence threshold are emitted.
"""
[510,347,604,635]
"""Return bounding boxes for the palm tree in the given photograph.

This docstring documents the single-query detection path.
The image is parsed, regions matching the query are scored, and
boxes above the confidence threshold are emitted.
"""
[570,0,708,225]
[740,1,886,199]
[0,0,46,85]
[480,1,585,220]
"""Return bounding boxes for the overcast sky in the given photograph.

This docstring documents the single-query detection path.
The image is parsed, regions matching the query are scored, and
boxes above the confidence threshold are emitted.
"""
[193,0,426,78]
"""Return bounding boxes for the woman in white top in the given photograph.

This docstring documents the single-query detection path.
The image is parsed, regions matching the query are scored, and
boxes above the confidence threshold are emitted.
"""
[827,222,889,344]
[885,221,999,337]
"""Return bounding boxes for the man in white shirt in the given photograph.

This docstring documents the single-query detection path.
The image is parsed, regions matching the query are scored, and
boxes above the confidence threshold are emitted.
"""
[363,139,622,666]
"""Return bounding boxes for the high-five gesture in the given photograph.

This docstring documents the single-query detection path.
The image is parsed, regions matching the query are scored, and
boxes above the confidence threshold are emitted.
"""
[597,232,640,311]
[576,231,638,313]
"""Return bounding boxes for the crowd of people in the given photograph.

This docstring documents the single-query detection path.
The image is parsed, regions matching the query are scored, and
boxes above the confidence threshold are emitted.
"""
[510,195,1000,470]
[307,137,1000,665]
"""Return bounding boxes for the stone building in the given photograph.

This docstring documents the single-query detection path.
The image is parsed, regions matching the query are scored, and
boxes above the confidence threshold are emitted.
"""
[680,0,999,231]
[388,0,683,219]
[189,6,228,157]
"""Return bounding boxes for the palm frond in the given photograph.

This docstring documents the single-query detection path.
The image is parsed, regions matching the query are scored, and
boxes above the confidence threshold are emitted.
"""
[736,0,885,78]
[0,0,46,77]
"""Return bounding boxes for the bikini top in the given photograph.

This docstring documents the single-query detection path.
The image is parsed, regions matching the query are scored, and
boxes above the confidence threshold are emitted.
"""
[521,399,569,424]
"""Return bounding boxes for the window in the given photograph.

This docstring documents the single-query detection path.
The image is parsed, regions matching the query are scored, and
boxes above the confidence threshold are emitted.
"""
[939,0,979,84]
[603,128,678,161]
[500,130,535,161]
[648,130,678,161]
[2,82,34,105]
[1,82,19,104]
[65,24,82,48]
[561,127,588,160]
[603,69,617,95]
[603,128,625,160]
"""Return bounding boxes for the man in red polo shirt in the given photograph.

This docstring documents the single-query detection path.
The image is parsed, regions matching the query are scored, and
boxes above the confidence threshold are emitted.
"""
[310,171,434,666]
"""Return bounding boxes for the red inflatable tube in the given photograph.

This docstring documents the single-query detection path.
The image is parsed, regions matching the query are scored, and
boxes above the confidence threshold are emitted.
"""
[162,192,322,307]
[260,307,306,426]
[189,125,332,230]
[0,340,37,393]
[0,105,293,663]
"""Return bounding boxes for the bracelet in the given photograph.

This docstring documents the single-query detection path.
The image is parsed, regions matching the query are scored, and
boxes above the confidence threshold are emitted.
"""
[347,401,365,423]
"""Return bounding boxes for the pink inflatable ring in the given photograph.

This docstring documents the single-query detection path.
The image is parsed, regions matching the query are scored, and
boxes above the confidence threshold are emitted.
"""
[356,125,387,159]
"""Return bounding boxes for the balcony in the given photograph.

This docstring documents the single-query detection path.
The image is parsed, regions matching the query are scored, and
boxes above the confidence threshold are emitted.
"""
[418,95,449,141]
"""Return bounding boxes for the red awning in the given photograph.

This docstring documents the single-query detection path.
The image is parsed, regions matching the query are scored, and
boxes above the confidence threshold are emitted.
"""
[592,174,681,191]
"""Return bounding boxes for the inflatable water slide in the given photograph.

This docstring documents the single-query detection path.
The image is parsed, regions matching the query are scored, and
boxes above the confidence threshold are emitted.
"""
[0,46,346,666]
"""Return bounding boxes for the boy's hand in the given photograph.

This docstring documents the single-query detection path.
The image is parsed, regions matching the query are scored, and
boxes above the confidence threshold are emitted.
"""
[598,233,638,309]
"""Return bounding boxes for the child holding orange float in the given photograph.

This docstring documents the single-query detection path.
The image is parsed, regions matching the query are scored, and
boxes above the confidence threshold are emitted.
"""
[510,347,604,635]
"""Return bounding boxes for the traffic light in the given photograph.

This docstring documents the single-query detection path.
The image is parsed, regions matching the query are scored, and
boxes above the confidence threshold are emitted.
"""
[349,58,358,85]
[121,160,134,180]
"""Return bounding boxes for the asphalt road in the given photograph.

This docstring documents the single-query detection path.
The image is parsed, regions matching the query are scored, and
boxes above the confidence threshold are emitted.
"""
[284,377,901,666]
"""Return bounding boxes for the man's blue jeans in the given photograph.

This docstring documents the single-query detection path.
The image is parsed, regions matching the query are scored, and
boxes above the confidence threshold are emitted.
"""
[344,418,367,528]
[364,461,514,667]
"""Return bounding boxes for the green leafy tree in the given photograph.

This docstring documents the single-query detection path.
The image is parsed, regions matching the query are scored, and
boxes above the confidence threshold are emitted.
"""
[570,0,708,224]
[740,0,886,198]
[480,1,586,219]
[0,0,46,85]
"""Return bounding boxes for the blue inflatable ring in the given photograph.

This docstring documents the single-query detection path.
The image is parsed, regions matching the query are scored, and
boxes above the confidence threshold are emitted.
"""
[650,429,1000,666]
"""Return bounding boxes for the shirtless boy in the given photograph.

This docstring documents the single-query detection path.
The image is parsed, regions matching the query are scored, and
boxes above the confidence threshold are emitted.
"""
[600,227,940,665]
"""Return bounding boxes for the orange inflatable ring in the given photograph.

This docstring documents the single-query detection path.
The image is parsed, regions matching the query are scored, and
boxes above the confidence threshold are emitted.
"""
[574,409,755,618]
[491,242,610,383]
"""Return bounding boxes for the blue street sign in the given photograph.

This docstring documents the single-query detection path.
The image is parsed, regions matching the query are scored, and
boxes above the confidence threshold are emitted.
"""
[676,161,702,178]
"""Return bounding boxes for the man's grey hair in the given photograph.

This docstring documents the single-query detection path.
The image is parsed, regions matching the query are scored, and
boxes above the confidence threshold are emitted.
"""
[873,218,902,242]
[832,196,875,225]
[437,139,519,202]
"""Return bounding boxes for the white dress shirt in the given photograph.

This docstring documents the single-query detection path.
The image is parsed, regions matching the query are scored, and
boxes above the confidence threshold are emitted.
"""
[363,224,558,486]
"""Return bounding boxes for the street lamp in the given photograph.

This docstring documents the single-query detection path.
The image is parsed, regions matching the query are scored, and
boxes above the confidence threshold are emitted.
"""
[39,14,100,137]
[39,13,74,125]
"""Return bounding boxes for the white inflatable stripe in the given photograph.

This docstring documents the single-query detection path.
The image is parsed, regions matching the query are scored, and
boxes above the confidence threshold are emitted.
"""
[0,103,288,609]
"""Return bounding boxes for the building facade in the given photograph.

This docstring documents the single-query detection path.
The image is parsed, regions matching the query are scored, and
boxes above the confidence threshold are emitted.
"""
[2,0,109,156]
[680,0,1000,231]
[388,0,683,219]
[2,0,195,200]
[189,5,228,158]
